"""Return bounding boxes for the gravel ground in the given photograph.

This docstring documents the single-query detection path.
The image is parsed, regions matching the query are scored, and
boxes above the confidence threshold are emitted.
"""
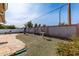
[16,33,67,56]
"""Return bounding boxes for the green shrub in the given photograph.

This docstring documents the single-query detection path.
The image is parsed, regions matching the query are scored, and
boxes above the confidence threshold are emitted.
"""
[6,25,16,29]
[0,25,16,29]
[56,37,79,56]
[0,25,7,29]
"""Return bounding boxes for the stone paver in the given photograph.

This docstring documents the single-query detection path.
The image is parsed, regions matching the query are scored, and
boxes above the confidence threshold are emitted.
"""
[0,34,25,56]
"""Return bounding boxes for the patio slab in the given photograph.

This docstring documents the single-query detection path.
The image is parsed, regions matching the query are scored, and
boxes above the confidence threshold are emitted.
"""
[0,34,25,56]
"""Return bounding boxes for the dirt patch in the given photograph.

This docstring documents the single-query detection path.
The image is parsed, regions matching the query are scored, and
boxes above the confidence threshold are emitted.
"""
[16,33,67,56]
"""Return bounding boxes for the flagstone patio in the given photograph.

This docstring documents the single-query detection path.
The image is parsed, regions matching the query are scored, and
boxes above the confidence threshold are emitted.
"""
[0,34,25,56]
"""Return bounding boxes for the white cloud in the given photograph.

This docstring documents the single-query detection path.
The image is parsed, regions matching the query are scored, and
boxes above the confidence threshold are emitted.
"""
[5,3,39,27]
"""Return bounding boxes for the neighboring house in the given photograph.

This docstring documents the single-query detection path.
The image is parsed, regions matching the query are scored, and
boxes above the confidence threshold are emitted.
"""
[0,3,8,24]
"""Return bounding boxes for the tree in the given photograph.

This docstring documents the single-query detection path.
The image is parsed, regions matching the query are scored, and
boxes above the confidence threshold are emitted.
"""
[42,24,46,27]
[59,22,65,26]
[26,21,33,28]
[0,24,16,29]
[6,25,16,29]
[34,23,38,28]
[38,24,41,27]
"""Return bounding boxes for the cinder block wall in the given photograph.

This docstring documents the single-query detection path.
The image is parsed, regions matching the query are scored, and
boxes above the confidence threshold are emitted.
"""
[0,29,24,33]
[26,25,79,39]
[47,26,77,38]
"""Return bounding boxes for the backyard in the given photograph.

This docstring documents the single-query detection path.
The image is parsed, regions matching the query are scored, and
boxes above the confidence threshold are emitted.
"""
[16,33,68,56]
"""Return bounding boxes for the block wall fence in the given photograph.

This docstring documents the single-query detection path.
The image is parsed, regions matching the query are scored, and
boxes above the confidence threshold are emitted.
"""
[25,24,79,39]
[0,24,79,39]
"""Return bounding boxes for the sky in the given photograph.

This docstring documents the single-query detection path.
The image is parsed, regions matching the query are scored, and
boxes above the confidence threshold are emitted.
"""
[5,3,79,28]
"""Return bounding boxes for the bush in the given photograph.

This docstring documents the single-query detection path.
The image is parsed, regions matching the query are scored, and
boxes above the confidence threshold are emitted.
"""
[25,21,33,28]
[6,25,16,29]
[0,25,16,29]
[56,37,79,56]
[0,25,6,29]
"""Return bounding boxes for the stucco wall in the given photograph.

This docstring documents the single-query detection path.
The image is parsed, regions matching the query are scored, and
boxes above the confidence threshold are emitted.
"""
[25,25,77,38]
[0,25,77,38]
[47,26,77,38]
[0,29,24,33]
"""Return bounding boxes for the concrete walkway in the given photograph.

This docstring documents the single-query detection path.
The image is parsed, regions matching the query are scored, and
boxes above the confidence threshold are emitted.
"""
[0,34,25,56]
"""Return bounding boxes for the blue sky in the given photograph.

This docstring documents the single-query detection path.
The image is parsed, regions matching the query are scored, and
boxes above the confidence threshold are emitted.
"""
[5,3,79,27]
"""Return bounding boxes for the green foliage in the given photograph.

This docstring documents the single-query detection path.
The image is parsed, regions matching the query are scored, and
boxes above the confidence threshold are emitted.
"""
[59,22,65,26]
[42,24,46,27]
[0,25,6,29]
[26,21,33,28]
[34,23,38,28]
[6,25,16,29]
[56,37,79,56]
[0,24,16,29]
[34,24,41,28]
[38,24,41,27]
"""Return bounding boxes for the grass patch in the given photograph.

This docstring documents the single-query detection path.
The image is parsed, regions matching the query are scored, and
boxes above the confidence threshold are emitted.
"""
[56,36,79,56]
